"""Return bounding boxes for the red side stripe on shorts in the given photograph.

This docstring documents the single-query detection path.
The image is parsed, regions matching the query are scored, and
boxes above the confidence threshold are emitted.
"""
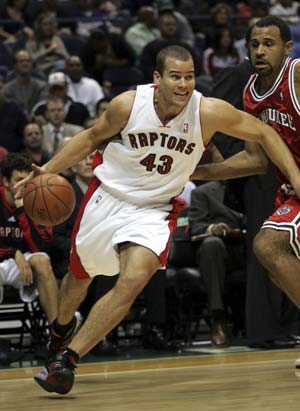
[159,197,187,266]
[69,177,100,279]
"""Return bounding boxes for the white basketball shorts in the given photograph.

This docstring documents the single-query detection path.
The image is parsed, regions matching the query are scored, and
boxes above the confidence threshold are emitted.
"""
[0,251,47,304]
[69,181,179,279]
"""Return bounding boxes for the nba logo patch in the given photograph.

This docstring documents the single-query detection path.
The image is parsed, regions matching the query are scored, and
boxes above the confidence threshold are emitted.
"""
[277,206,291,215]
[183,122,189,133]
[279,91,284,101]
[95,194,102,204]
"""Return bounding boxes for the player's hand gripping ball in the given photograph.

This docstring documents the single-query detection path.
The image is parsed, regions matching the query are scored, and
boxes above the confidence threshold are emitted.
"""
[23,173,76,226]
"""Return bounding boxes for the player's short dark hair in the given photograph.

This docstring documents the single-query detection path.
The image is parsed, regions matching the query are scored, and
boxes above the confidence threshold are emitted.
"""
[246,16,291,44]
[155,45,193,75]
[0,152,32,180]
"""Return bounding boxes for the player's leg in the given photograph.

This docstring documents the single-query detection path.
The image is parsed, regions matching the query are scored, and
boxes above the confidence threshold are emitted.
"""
[47,271,92,357]
[28,254,59,324]
[253,228,300,308]
[56,270,92,325]
[69,243,160,356]
[35,244,161,394]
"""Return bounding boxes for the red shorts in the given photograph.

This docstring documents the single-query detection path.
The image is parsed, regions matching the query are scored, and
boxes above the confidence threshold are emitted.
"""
[262,185,300,258]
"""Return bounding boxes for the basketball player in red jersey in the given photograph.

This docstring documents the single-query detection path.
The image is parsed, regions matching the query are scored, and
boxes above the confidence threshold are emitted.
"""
[15,45,300,394]
[193,16,300,374]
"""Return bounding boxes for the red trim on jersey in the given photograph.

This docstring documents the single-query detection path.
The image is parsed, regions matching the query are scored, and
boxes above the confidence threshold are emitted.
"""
[92,150,103,169]
[69,177,100,279]
[159,197,187,265]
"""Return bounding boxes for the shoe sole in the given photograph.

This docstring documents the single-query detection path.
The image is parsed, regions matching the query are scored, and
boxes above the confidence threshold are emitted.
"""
[34,368,74,395]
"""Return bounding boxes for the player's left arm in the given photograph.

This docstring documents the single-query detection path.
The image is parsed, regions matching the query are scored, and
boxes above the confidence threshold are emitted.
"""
[200,97,300,197]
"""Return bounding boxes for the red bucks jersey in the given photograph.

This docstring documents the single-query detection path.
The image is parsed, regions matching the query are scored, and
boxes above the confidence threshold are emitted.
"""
[93,84,205,210]
[244,57,300,184]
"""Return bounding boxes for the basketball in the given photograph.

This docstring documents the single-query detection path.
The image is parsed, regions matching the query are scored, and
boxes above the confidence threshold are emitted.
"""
[23,173,76,226]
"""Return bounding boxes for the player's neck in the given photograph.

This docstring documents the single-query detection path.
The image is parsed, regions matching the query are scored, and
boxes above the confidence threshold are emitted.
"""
[154,90,183,125]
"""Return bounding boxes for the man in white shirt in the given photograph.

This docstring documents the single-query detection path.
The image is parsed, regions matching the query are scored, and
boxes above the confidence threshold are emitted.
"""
[65,56,104,117]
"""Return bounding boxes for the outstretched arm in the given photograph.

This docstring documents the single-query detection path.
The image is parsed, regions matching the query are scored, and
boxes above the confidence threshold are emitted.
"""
[198,97,300,196]
[192,141,268,180]
[14,91,135,197]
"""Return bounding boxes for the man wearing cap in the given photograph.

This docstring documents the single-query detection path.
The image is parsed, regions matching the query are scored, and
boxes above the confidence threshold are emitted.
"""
[31,72,90,127]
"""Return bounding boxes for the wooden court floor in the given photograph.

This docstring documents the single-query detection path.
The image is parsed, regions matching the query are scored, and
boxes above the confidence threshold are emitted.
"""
[1,348,300,411]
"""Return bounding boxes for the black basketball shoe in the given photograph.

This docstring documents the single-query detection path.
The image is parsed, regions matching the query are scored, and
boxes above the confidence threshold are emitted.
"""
[34,350,77,394]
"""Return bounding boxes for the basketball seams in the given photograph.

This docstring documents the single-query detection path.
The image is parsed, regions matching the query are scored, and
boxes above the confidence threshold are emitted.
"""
[46,185,73,212]
[40,185,55,225]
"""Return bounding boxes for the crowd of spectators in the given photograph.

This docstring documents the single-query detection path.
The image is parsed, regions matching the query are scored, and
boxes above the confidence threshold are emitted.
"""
[0,0,300,361]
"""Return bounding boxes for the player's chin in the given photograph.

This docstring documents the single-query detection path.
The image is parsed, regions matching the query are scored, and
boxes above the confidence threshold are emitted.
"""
[174,95,190,105]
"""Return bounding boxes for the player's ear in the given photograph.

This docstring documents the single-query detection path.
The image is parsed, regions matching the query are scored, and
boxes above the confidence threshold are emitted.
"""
[153,70,160,85]
[2,176,8,188]
[285,40,293,56]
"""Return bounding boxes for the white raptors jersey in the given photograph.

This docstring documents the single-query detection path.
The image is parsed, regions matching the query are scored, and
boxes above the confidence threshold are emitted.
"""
[93,84,205,210]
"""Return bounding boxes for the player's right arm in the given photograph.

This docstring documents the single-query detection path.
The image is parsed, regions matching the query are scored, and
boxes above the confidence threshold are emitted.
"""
[192,141,269,180]
[14,91,135,196]
[43,91,135,174]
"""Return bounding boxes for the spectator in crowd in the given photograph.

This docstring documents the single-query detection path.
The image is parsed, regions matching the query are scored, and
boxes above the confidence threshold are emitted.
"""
[96,97,111,116]
[203,27,239,79]
[0,152,59,325]
[22,122,50,166]
[156,0,195,48]
[125,5,160,58]
[65,55,104,117]
[0,74,28,152]
[189,180,245,347]
[200,2,233,49]
[140,10,198,82]
[270,0,300,24]
[0,0,32,45]
[66,0,107,37]
[3,50,47,117]
[42,96,83,156]
[25,12,69,75]
[32,72,90,127]
[81,27,136,84]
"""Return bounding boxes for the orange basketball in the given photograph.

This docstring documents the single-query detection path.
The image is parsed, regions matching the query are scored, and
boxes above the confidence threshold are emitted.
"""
[23,173,76,226]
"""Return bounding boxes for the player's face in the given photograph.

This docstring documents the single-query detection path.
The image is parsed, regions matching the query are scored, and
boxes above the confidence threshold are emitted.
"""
[4,170,30,198]
[154,57,195,108]
[248,25,293,77]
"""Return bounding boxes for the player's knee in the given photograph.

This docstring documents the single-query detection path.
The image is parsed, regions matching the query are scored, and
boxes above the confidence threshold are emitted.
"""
[29,254,53,275]
[253,230,274,263]
[199,236,225,254]
[117,272,150,301]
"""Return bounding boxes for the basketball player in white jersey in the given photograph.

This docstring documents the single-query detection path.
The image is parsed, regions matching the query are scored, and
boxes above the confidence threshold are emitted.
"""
[15,45,300,394]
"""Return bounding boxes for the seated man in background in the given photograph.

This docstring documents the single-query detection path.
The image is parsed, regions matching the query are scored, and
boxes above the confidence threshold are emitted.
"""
[32,72,90,127]
[0,152,59,326]
[42,96,83,156]
[188,180,245,347]
[22,122,51,167]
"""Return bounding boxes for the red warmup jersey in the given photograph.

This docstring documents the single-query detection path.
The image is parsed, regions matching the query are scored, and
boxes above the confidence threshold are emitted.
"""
[244,57,300,184]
